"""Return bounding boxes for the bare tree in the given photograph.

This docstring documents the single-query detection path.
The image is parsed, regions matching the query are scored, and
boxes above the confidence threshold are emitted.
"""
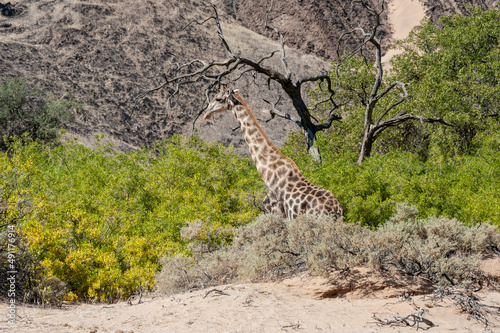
[133,1,342,163]
[134,0,453,165]
[337,0,453,165]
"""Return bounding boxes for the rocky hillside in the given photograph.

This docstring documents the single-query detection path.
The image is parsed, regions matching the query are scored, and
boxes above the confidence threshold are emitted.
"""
[0,0,497,151]
[423,0,498,23]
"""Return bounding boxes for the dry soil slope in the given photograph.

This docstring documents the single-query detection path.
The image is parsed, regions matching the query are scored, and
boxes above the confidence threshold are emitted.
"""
[0,0,498,151]
[0,0,330,151]
[423,0,498,24]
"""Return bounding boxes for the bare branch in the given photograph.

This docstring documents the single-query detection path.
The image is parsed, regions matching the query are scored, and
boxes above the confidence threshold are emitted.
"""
[211,4,235,57]
[378,113,455,128]
[317,112,343,131]
[374,81,409,104]
[335,27,372,81]
[265,0,291,79]
[374,81,410,126]
[258,50,281,65]
[129,57,238,121]
[132,3,343,162]
[190,81,220,137]
[372,113,455,140]
[336,1,386,91]
[302,74,340,112]
[237,56,289,83]
[181,15,216,32]
[372,305,435,330]
[263,98,301,127]
[203,288,230,299]
[232,67,256,82]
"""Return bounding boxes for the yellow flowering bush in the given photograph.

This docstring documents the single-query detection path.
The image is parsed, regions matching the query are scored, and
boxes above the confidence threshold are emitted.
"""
[0,135,262,301]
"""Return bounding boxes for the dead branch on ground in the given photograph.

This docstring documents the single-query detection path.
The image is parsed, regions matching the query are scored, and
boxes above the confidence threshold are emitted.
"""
[203,288,230,299]
[372,300,435,330]
[278,320,302,331]
[431,287,500,330]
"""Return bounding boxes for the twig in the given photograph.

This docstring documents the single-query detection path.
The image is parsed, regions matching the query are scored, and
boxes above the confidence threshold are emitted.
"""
[265,0,291,79]
[372,307,434,330]
[203,288,230,299]
[126,287,144,306]
[278,320,302,331]
[263,98,301,127]
[432,287,500,329]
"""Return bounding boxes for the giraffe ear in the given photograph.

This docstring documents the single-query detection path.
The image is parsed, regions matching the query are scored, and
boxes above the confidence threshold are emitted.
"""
[228,89,240,106]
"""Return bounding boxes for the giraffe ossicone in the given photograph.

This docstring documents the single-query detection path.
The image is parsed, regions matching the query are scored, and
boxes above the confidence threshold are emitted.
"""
[204,84,343,220]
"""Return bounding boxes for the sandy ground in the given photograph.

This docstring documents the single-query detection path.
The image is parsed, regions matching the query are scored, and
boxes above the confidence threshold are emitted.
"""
[382,0,426,65]
[3,281,500,333]
[2,2,499,332]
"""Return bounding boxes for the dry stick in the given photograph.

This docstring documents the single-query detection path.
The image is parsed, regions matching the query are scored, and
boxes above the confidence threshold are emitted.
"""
[242,298,257,307]
[263,97,302,126]
[264,0,291,80]
[372,310,434,330]
[373,299,435,330]
[432,287,500,329]
[126,287,143,306]
[278,320,301,331]
[203,288,230,299]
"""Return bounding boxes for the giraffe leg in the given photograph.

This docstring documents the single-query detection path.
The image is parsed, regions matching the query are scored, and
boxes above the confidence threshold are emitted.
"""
[283,201,295,220]
[263,192,286,217]
[262,194,272,213]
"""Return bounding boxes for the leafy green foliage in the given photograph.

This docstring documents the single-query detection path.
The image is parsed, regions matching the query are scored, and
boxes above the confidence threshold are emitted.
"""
[283,129,500,227]
[308,8,499,162]
[0,135,262,301]
[391,8,500,156]
[289,8,500,226]
[0,78,79,149]
[2,9,500,303]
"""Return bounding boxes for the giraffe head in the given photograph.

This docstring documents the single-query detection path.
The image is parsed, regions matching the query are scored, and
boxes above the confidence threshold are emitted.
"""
[204,84,240,120]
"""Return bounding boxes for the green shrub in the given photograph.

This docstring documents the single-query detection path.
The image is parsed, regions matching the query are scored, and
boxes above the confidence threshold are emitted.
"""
[0,135,262,302]
[282,130,500,227]
[0,78,79,149]
[290,8,500,227]
[0,226,49,304]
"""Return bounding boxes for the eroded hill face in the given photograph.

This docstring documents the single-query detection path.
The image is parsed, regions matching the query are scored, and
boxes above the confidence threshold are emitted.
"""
[424,0,498,24]
[0,0,497,152]
[0,0,330,151]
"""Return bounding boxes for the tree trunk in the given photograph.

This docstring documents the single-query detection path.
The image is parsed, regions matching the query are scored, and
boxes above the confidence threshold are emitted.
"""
[282,82,324,163]
[303,127,322,163]
[309,146,322,163]
[358,127,374,165]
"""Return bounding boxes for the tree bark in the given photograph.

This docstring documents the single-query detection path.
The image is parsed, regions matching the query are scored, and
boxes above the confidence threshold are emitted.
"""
[358,127,374,165]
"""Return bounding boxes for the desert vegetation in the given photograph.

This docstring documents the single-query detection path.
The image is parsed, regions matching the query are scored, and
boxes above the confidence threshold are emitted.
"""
[156,205,500,294]
[0,134,262,302]
[0,7,499,305]
[0,78,79,150]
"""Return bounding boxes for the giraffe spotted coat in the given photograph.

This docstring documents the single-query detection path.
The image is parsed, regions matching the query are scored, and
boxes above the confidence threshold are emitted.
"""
[204,84,343,220]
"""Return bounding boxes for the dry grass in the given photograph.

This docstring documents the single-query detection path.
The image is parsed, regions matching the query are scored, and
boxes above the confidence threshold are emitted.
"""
[155,203,500,295]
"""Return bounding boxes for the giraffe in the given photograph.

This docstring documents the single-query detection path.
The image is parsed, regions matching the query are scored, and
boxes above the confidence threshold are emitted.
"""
[204,84,343,220]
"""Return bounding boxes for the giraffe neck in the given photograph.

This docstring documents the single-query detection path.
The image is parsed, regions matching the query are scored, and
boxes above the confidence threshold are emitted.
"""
[232,93,299,189]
